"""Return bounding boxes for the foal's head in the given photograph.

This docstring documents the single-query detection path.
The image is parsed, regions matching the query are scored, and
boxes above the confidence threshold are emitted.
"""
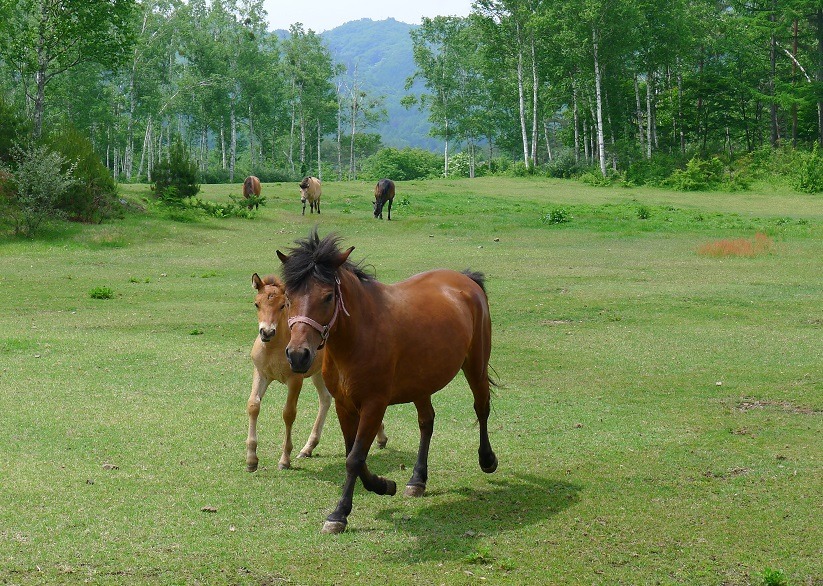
[251,273,288,343]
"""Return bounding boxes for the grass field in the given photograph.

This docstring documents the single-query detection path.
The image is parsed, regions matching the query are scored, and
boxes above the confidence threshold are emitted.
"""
[0,177,820,585]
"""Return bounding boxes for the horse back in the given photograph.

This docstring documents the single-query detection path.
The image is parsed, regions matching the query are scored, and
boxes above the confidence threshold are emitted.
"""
[375,178,395,201]
[299,176,321,201]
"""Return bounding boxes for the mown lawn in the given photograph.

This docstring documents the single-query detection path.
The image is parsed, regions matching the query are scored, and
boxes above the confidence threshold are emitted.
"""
[0,177,820,585]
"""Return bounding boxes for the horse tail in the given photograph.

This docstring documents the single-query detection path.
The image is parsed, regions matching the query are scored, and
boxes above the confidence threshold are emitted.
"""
[461,269,487,295]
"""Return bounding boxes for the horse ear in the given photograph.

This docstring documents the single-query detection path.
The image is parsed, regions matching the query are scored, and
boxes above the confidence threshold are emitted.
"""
[276,250,289,264]
[336,246,355,268]
[252,273,263,291]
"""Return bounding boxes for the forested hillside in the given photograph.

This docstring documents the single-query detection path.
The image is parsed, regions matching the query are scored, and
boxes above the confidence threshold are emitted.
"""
[321,18,436,150]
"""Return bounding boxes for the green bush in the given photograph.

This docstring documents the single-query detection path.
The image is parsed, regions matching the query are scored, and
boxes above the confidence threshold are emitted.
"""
[5,144,76,236]
[89,286,115,300]
[541,207,570,225]
[152,137,200,205]
[49,127,119,223]
[665,156,724,191]
[360,147,443,181]
[793,144,823,193]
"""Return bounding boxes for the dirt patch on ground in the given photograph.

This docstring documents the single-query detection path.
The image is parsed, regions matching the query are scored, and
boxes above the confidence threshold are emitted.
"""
[736,398,820,415]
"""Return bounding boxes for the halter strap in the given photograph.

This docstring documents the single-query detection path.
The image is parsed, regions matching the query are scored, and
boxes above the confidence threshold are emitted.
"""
[287,276,349,350]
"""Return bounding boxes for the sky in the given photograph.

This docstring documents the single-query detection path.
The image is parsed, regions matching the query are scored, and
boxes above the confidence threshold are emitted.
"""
[262,0,473,33]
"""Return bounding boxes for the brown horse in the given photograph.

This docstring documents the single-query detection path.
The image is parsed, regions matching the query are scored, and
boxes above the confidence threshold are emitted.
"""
[277,229,498,534]
[299,177,321,215]
[247,273,387,472]
[243,176,262,210]
[373,178,395,220]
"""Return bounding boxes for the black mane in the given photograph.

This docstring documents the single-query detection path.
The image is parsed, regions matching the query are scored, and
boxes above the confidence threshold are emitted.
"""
[280,228,374,292]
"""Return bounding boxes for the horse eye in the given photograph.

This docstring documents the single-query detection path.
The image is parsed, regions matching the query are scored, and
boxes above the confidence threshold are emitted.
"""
[323,293,334,304]
[280,303,286,310]
[254,302,259,309]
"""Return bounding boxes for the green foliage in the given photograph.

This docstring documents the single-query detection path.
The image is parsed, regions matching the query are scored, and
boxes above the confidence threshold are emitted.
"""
[0,96,32,164]
[361,147,443,180]
[186,196,257,219]
[542,207,570,225]
[48,127,119,223]
[793,144,823,193]
[637,205,651,220]
[760,568,789,586]
[89,286,114,300]
[665,156,724,191]
[5,143,76,236]
[152,137,200,205]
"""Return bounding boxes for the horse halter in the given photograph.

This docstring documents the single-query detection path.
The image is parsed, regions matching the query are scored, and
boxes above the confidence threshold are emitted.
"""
[287,275,349,350]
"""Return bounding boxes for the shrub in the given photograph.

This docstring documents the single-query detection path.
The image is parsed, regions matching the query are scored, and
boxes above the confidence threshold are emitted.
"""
[793,143,823,193]
[0,96,32,164]
[665,156,724,191]
[89,286,115,300]
[49,127,119,223]
[360,147,443,181]
[6,144,76,236]
[541,208,570,225]
[152,137,200,205]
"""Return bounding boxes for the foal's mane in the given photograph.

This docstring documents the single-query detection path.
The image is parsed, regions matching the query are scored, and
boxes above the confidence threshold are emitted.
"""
[281,229,374,292]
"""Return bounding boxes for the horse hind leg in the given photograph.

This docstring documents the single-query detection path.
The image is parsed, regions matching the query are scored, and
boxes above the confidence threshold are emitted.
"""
[404,397,434,497]
[298,373,332,458]
[376,421,388,449]
[463,359,498,474]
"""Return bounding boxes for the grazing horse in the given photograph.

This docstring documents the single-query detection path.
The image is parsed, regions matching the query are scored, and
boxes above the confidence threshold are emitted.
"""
[277,229,498,534]
[299,177,322,215]
[247,273,386,472]
[243,176,262,210]
[373,178,395,220]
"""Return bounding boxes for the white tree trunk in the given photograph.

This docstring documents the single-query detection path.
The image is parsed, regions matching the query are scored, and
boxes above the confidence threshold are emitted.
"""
[592,28,607,177]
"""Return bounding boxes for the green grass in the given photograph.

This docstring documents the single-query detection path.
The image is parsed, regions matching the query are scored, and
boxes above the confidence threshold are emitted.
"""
[0,177,821,585]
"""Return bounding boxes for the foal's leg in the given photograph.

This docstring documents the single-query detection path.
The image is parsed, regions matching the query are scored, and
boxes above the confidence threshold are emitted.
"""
[376,421,388,449]
[298,372,332,458]
[278,377,302,470]
[246,369,270,472]
[404,396,435,497]
[322,402,396,534]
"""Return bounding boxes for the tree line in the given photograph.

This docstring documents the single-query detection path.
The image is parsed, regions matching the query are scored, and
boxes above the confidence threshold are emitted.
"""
[2,0,823,187]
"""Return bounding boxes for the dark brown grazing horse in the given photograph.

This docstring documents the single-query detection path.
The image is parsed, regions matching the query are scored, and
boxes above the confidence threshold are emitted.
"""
[243,176,262,210]
[277,229,498,534]
[373,178,395,220]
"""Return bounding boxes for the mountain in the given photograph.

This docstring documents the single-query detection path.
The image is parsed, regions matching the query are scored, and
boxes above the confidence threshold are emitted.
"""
[320,19,438,150]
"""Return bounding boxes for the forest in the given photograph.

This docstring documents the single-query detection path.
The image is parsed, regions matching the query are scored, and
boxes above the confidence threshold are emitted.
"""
[2,0,823,227]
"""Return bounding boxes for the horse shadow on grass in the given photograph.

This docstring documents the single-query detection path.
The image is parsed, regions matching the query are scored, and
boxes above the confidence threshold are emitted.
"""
[373,472,581,563]
[301,451,580,564]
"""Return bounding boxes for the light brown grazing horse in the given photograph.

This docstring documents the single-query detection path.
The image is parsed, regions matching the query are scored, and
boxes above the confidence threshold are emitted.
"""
[299,176,321,215]
[373,178,395,220]
[243,176,262,210]
[277,229,498,534]
[247,272,387,472]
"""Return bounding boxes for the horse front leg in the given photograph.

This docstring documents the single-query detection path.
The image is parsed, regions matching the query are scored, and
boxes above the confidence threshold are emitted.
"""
[298,372,332,458]
[323,402,396,534]
[246,369,270,472]
[278,377,302,470]
[386,199,392,220]
[404,397,434,497]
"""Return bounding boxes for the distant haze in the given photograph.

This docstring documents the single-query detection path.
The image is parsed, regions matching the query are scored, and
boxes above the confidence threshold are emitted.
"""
[263,0,472,33]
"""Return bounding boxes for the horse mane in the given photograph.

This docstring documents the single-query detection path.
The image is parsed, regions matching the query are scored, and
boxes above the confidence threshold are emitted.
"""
[281,228,374,292]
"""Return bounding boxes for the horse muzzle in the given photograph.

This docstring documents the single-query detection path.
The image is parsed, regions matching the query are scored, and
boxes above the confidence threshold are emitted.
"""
[259,325,276,343]
[285,345,314,374]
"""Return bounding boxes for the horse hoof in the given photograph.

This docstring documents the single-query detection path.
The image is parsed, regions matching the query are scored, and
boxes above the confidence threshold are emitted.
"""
[481,454,498,474]
[246,462,258,473]
[321,520,347,534]
[296,451,312,459]
[278,462,291,471]
[404,484,426,498]
[385,479,397,496]
[377,440,388,449]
